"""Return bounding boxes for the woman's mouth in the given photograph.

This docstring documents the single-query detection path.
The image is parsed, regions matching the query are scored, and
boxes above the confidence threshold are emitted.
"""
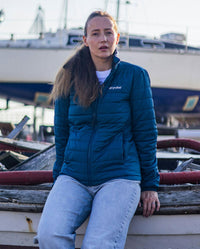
[99,46,108,50]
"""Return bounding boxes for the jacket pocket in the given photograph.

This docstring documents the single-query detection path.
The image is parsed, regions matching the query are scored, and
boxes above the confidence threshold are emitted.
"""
[64,129,78,162]
[94,132,124,164]
[64,128,90,164]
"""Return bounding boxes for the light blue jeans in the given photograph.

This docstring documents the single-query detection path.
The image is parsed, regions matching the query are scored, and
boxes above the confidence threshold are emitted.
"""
[37,175,141,249]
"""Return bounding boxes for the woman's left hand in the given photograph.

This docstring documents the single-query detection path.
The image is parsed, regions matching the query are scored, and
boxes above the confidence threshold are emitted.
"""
[139,191,160,217]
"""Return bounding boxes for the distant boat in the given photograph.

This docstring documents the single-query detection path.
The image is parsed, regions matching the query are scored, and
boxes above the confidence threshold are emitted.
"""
[1,26,200,125]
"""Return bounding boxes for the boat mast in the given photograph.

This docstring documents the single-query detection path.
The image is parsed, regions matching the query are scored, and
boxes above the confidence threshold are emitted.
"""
[29,6,45,34]
[106,0,120,25]
[63,0,68,29]
[0,9,5,24]
[104,0,109,10]
[116,0,120,25]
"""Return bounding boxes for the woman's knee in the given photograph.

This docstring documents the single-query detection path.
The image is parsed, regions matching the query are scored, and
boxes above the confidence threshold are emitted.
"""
[37,218,77,248]
[37,224,54,246]
[37,228,76,249]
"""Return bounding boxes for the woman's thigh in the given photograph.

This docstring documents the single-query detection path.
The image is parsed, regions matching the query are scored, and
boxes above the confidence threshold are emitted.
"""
[82,179,141,249]
[37,175,92,246]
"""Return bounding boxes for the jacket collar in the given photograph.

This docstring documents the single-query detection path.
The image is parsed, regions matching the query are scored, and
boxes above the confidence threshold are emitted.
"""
[112,55,120,71]
[100,55,120,98]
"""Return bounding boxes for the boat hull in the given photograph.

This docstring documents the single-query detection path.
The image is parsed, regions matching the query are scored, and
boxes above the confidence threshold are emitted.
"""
[0,82,200,120]
[1,47,200,90]
[1,47,200,121]
[0,183,200,249]
[0,211,200,249]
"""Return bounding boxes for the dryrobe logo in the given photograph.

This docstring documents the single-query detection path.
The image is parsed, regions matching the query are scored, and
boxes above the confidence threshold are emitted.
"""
[109,86,122,90]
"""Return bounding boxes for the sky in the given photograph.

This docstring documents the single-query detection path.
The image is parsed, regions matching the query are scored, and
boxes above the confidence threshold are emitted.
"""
[0,0,200,46]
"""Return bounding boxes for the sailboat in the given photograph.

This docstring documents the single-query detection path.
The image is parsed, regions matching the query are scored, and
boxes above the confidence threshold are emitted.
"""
[0,1,200,125]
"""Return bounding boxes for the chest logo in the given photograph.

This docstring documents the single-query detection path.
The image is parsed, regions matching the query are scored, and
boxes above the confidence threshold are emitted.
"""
[109,86,122,90]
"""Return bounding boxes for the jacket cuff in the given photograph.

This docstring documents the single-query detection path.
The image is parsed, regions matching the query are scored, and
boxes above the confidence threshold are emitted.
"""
[141,186,159,192]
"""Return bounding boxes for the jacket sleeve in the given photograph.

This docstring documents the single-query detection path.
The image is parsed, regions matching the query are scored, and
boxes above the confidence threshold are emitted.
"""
[53,97,70,181]
[130,67,160,191]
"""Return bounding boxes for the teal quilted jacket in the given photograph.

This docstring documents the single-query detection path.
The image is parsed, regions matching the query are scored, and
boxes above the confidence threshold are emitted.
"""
[53,56,160,191]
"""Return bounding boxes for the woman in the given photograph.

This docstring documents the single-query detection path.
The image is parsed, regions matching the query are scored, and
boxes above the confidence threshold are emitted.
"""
[37,10,160,249]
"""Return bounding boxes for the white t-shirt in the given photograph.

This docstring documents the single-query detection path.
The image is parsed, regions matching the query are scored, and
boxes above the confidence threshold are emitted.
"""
[96,69,111,85]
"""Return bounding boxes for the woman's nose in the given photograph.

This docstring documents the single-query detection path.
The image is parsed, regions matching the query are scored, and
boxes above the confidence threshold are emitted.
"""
[100,33,107,41]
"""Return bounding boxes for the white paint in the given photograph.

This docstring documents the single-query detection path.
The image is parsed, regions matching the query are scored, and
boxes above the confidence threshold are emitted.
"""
[1,211,200,248]
[1,47,200,92]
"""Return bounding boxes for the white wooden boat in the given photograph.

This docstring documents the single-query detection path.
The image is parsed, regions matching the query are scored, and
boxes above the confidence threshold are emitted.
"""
[1,30,200,123]
[0,183,200,249]
[1,138,200,248]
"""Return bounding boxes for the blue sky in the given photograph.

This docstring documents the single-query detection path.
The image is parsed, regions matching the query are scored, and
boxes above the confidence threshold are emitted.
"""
[0,0,199,45]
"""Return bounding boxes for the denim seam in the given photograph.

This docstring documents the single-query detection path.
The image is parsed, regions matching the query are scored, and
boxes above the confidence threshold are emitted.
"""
[113,186,139,249]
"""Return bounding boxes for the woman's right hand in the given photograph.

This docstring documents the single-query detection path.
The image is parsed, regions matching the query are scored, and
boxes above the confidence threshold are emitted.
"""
[139,191,160,217]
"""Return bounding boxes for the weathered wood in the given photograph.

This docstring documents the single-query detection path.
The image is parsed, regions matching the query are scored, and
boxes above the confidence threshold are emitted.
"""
[0,137,51,153]
[6,115,30,139]
[10,145,55,171]
[0,151,28,169]
[0,184,200,214]
[0,246,38,249]
[0,189,49,204]
[158,189,200,206]
[0,203,44,212]
[0,183,51,190]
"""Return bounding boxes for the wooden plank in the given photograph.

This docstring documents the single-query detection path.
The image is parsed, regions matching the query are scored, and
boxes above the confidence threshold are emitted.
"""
[0,151,28,169]
[0,245,80,249]
[0,138,50,153]
[0,184,200,214]
[0,246,38,249]
[0,188,49,204]
[6,116,30,139]
[0,245,78,249]
[10,145,55,171]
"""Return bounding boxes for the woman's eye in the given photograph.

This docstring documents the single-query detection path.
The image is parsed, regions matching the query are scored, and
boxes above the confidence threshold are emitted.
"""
[106,31,113,35]
[92,33,98,36]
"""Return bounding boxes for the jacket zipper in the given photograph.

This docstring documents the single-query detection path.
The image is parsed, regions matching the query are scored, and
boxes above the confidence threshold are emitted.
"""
[87,99,98,186]
[87,71,113,185]
[86,58,119,185]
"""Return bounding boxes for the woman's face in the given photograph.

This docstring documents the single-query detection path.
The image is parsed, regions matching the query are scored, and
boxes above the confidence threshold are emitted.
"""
[83,16,120,65]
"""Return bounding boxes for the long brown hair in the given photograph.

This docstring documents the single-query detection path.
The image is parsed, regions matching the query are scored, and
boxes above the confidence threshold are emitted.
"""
[50,11,118,107]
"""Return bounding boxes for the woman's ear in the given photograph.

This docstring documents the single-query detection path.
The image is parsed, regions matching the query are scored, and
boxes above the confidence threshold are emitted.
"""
[116,33,120,45]
[83,36,88,46]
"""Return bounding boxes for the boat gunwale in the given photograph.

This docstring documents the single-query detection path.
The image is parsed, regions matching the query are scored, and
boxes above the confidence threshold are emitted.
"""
[0,183,200,215]
[0,45,200,56]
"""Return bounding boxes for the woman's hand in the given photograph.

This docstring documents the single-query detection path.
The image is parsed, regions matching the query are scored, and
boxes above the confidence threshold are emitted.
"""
[139,191,160,217]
